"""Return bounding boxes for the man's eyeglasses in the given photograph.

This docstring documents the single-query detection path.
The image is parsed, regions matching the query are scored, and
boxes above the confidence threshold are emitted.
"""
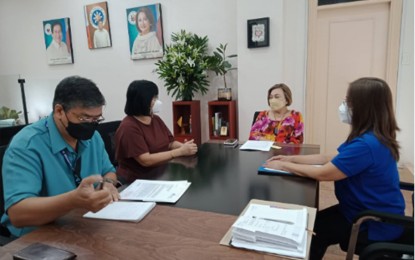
[78,115,105,124]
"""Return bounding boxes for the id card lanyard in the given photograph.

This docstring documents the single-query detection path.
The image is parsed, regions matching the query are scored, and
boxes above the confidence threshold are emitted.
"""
[61,150,82,186]
[45,118,82,186]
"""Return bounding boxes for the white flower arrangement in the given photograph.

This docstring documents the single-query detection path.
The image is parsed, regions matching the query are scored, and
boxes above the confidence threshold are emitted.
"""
[155,30,218,101]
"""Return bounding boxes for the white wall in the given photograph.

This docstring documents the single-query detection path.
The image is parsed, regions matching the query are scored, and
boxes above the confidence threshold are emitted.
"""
[0,0,413,170]
[237,0,307,140]
[0,0,237,141]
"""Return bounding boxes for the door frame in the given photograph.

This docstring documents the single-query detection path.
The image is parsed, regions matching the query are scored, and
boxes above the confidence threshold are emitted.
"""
[305,0,403,144]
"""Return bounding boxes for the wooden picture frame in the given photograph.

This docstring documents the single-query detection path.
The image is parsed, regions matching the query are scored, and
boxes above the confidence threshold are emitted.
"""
[247,17,270,48]
[126,3,164,60]
[43,18,74,65]
[84,1,112,49]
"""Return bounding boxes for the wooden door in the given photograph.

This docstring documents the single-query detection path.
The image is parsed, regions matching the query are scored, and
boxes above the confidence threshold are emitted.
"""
[306,0,402,154]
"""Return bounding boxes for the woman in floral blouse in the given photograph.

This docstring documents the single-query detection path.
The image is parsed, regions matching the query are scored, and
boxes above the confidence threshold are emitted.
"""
[249,83,304,144]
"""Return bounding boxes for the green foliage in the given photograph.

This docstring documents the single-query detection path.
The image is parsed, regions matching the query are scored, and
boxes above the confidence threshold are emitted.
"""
[212,43,237,88]
[155,30,218,101]
[0,106,21,120]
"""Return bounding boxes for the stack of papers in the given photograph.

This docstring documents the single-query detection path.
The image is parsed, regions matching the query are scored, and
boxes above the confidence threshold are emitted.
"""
[83,201,156,222]
[120,180,191,203]
[230,203,308,258]
[239,140,274,151]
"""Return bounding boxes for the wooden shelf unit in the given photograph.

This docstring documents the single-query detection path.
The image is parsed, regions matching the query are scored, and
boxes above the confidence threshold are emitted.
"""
[172,101,201,146]
[208,100,237,140]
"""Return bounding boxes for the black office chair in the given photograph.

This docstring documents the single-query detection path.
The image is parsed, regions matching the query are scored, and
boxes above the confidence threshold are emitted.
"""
[252,111,260,126]
[96,120,121,167]
[0,145,15,246]
[0,124,26,146]
[343,182,414,260]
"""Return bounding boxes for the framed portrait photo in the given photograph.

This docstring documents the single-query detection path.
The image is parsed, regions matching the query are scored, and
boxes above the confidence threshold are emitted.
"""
[43,17,74,65]
[84,1,112,49]
[126,3,164,60]
[247,17,270,48]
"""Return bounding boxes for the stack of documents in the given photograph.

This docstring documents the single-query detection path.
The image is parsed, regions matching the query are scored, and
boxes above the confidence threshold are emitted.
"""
[230,203,308,258]
[120,180,191,203]
[239,140,274,151]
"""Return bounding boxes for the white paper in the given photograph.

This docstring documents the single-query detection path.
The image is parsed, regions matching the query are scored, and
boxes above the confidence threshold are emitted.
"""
[230,203,308,259]
[83,201,156,222]
[239,140,274,151]
[244,204,307,227]
[120,180,191,203]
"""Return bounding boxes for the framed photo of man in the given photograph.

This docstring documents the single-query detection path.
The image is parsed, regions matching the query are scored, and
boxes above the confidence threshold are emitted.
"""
[84,1,112,49]
[43,18,74,65]
[126,3,164,60]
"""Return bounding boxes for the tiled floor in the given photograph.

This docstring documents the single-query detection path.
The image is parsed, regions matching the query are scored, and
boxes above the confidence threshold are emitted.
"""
[318,181,414,259]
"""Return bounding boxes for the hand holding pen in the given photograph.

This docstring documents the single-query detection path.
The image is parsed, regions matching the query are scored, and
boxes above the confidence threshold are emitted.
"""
[72,175,119,213]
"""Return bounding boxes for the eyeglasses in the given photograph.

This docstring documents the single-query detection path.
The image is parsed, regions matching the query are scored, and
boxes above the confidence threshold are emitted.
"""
[67,112,105,124]
[78,115,105,124]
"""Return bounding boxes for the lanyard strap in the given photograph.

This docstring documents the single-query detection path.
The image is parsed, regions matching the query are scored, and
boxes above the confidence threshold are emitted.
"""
[61,150,82,186]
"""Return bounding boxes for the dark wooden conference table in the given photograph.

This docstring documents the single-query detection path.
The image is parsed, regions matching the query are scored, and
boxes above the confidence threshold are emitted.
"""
[156,142,320,213]
[0,142,320,259]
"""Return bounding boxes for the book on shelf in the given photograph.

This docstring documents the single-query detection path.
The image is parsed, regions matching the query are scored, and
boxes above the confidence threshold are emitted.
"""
[120,179,191,203]
[220,199,317,259]
[83,201,156,222]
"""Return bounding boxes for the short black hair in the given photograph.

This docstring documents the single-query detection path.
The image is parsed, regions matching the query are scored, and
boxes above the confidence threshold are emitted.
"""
[124,80,159,116]
[52,76,106,111]
[51,22,62,32]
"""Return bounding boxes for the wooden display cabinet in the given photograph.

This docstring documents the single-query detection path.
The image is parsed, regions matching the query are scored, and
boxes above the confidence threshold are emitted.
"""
[208,100,237,140]
[172,101,201,146]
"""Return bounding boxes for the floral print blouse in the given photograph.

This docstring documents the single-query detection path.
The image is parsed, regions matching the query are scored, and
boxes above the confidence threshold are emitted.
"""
[249,110,304,144]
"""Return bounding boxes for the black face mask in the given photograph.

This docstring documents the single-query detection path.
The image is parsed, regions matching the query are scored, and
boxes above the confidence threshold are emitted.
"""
[66,120,98,140]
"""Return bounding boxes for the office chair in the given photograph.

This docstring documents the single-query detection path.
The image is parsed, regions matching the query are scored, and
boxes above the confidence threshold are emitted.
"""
[96,120,121,167]
[252,111,260,126]
[344,182,414,260]
[0,124,26,146]
[0,145,15,246]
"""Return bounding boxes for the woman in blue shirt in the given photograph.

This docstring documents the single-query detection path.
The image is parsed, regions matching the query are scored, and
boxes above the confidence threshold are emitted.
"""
[264,77,405,260]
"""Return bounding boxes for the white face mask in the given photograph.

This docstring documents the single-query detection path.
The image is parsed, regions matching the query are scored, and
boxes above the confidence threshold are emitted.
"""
[338,101,352,124]
[152,100,162,114]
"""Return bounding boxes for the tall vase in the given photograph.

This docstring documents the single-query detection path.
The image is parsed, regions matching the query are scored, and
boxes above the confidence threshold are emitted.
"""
[181,87,193,101]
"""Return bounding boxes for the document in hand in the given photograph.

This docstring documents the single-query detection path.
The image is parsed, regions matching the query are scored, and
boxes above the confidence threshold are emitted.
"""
[83,201,156,222]
[120,180,191,203]
[220,199,317,259]
[239,140,274,151]
[258,164,322,177]
[258,165,293,176]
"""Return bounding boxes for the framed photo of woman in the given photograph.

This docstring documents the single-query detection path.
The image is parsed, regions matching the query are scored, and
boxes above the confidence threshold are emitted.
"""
[84,1,112,49]
[126,3,164,60]
[43,18,74,65]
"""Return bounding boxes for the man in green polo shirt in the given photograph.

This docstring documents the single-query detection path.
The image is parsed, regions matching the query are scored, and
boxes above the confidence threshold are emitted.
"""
[1,76,120,237]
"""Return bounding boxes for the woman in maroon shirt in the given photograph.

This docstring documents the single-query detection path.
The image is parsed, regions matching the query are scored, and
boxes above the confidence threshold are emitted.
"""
[115,80,197,183]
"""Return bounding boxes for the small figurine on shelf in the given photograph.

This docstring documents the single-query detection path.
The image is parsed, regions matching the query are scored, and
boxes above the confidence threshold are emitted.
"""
[189,114,192,134]
[177,116,185,135]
